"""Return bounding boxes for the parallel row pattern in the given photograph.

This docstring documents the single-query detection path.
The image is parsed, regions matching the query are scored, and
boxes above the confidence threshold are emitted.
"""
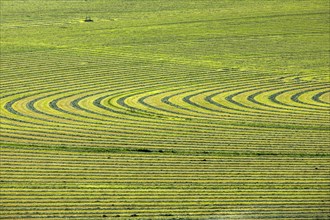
[1,48,329,220]
[1,146,329,219]
[1,0,330,219]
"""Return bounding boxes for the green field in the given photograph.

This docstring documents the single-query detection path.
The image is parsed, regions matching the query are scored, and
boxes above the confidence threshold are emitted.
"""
[1,0,330,219]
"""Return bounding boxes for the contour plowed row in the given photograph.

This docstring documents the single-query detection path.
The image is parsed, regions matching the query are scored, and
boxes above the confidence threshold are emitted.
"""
[1,1,330,219]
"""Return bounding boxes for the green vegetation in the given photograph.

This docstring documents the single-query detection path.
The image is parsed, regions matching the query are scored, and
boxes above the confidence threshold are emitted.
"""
[1,0,329,219]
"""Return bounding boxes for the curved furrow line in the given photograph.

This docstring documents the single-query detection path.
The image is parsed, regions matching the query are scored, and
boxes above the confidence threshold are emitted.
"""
[201,89,326,129]
[7,67,326,133]
[229,85,329,113]
[218,82,327,114]
[246,86,329,116]
[4,89,103,127]
[268,85,330,112]
[312,90,330,105]
[291,87,330,108]
[3,82,174,128]
[5,100,324,140]
[10,69,244,124]
[184,85,326,120]
[116,78,326,123]
[2,79,329,149]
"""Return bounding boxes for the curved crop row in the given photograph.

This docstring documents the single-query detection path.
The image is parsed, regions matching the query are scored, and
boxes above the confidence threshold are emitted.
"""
[1,0,329,219]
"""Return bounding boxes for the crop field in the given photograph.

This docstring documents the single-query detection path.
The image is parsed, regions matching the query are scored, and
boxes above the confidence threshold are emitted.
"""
[0,0,329,219]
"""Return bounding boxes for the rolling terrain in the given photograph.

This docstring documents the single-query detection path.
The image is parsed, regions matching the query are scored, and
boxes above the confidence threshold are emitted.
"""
[0,0,329,219]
